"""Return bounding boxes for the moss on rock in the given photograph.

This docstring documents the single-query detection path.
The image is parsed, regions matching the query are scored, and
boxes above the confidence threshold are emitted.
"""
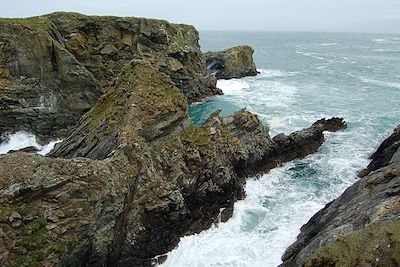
[304,221,400,267]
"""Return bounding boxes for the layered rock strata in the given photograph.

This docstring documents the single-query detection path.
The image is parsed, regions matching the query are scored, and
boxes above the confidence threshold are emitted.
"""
[205,45,259,79]
[0,60,346,266]
[281,125,400,267]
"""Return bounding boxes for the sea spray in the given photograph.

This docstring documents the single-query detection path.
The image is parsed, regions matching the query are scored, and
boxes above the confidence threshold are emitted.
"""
[0,132,61,155]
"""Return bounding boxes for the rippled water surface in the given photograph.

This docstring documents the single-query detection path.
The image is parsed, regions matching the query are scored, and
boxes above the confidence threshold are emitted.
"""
[161,32,400,267]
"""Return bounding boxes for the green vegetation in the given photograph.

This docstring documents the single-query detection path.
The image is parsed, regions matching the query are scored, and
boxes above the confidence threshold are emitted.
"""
[170,30,188,48]
[10,218,49,267]
[304,221,400,267]
[16,207,28,217]
[181,126,211,149]
[0,16,51,32]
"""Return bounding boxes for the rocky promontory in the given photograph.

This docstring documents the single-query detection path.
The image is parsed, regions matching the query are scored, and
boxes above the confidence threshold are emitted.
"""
[205,45,259,79]
[0,12,220,141]
[0,53,346,266]
[281,126,400,267]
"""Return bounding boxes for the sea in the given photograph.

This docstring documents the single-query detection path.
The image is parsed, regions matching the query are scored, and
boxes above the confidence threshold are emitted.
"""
[0,31,399,267]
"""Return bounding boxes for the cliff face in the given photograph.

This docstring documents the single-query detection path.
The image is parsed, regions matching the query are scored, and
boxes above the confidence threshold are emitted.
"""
[205,45,258,79]
[0,12,219,141]
[281,126,400,267]
[0,58,346,266]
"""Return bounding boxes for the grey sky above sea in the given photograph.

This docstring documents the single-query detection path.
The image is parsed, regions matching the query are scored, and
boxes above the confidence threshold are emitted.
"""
[2,0,400,33]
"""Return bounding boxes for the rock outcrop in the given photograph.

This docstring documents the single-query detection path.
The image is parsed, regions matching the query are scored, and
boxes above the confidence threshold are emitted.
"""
[0,12,219,141]
[0,59,346,266]
[281,125,400,267]
[205,45,258,79]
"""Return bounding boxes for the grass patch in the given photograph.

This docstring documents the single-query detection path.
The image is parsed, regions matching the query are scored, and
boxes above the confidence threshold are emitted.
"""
[304,221,400,267]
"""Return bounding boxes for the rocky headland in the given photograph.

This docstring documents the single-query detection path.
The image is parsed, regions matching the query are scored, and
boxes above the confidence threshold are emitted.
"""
[0,12,357,267]
[205,45,259,79]
[280,126,400,267]
[0,12,220,142]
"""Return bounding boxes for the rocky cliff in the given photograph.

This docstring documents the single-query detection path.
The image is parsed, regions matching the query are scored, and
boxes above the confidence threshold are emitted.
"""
[0,12,220,141]
[205,45,258,79]
[281,126,400,267]
[0,57,346,266]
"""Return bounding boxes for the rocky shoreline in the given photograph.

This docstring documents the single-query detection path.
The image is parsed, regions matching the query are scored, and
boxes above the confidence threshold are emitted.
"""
[280,126,400,266]
[0,11,396,267]
[0,56,346,266]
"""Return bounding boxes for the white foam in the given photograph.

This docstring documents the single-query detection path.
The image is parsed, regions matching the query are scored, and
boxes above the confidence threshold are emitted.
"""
[258,69,298,78]
[360,77,400,89]
[217,79,250,95]
[296,50,326,61]
[320,43,338,46]
[269,117,285,128]
[0,132,61,156]
[372,38,387,43]
[372,38,400,44]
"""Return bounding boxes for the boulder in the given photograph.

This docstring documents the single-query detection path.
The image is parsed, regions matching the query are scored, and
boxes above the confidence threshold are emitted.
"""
[280,125,400,267]
[0,13,220,142]
[0,59,346,266]
[205,45,258,79]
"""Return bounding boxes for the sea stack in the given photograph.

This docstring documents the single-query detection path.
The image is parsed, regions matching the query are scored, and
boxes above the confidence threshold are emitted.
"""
[205,45,259,79]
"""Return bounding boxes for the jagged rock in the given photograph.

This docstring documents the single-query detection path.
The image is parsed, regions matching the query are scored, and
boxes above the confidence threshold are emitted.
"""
[205,45,259,79]
[358,125,400,177]
[280,125,400,267]
[0,59,346,266]
[0,12,219,141]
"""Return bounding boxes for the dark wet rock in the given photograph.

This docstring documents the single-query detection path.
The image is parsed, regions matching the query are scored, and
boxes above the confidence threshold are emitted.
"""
[0,12,219,142]
[7,146,39,154]
[0,61,346,265]
[205,45,258,79]
[280,125,400,267]
[358,125,400,177]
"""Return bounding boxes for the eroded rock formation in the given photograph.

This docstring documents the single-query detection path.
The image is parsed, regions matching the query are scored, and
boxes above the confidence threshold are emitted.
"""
[281,125,400,267]
[0,12,220,141]
[0,59,346,266]
[205,45,258,79]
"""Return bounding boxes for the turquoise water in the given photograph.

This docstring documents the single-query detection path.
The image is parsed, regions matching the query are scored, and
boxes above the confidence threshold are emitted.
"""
[161,32,400,266]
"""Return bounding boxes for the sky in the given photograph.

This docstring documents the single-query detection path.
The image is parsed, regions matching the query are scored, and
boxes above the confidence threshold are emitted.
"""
[1,0,400,33]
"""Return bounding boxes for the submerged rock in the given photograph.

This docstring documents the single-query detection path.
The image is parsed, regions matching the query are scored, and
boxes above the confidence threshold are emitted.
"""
[0,12,219,141]
[0,58,346,266]
[280,125,400,267]
[205,45,259,79]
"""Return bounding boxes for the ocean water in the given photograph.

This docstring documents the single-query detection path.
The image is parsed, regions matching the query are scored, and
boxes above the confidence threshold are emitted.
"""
[160,32,400,266]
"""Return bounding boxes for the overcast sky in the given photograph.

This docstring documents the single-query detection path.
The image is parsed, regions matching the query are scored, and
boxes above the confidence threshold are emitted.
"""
[1,0,400,33]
